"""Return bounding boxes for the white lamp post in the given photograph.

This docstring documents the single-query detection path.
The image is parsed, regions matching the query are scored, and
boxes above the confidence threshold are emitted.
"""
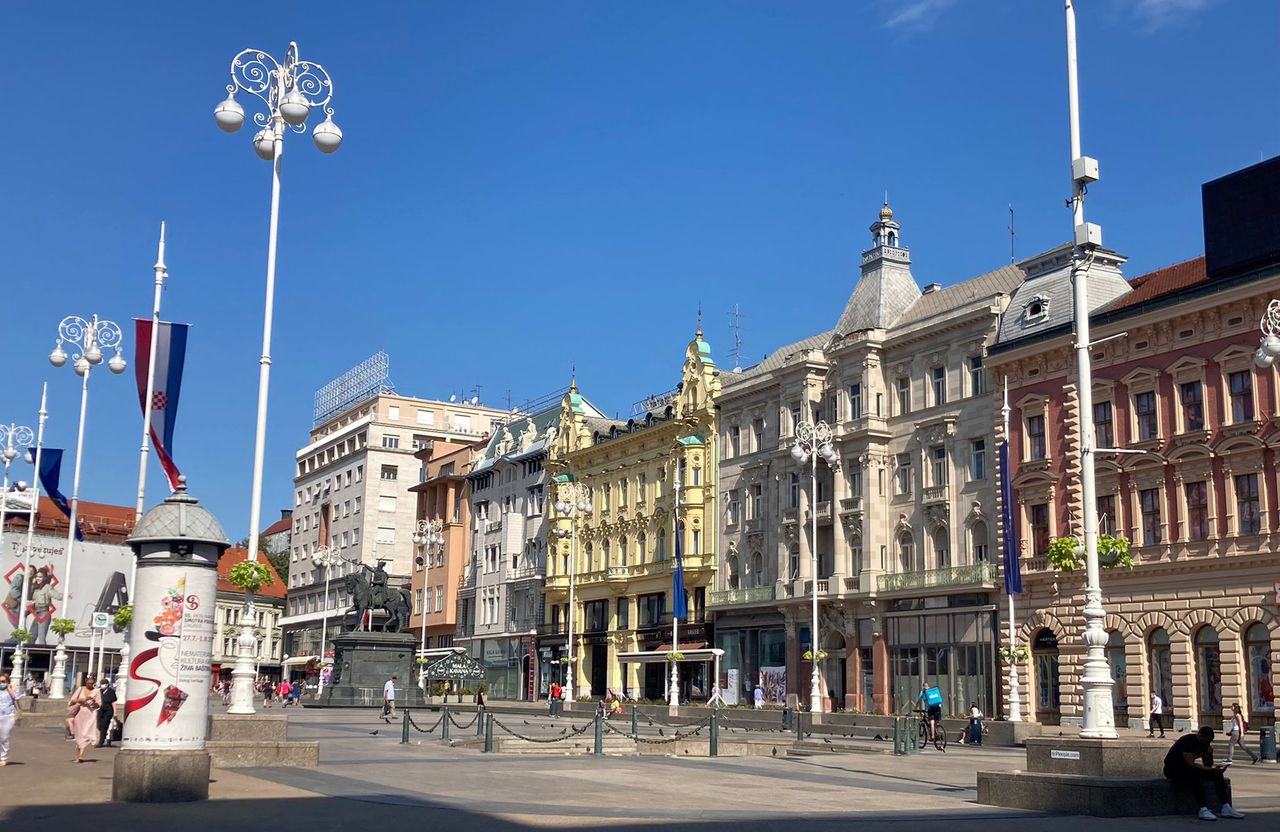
[553,481,592,703]
[0,421,33,680]
[791,419,838,715]
[10,385,47,689]
[47,315,127,699]
[412,519,444,689]
[311,545,356,696]
[214,42,342,716]
[1253,300,1280,368]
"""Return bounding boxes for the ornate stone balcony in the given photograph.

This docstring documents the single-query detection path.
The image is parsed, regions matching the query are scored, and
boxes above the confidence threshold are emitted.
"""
[709,585,777,607]
[842,414,891,439]
[840,496,863,514]
[922,485,949,506]
[876,561,997,593]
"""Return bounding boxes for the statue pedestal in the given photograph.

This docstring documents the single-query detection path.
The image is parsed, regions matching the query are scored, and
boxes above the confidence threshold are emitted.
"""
[312,631,427,708]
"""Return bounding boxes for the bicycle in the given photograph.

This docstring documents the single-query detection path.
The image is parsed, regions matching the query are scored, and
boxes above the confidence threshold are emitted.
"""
[913,708,947,752]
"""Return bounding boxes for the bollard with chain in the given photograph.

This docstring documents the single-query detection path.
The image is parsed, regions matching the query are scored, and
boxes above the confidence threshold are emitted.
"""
[477,708,485,736]
[709,711,719,757]
[401,708,410,744]
[441,705,451,742]
[631,704,638,737]
[594,711,603,755]
[892,716,901,755]
[483,713,494,752]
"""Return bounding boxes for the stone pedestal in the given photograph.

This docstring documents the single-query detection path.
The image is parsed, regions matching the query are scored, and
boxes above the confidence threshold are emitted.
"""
[313,630,428,708]
[113,749,210,803]
[1023,736,1168,777]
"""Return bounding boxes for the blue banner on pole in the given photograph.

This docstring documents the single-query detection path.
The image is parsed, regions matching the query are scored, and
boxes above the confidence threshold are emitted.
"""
[999,440,1022,595]
[672,521,688,620]
[32,447,83,542]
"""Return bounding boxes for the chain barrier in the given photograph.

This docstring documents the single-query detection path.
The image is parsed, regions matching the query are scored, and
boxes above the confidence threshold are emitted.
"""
[447,711,480,730]
[406,711,444,734]
[602,715,713,745]
[491,717,594,744]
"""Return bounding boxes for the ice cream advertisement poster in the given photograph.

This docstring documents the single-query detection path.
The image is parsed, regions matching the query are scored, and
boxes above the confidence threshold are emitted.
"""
[122,564,216,750]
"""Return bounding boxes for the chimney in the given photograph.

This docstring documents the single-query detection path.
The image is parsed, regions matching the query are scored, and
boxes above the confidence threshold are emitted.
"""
[280,509,293,521]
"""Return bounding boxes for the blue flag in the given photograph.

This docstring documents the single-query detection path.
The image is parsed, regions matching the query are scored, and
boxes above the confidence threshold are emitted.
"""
[672,521,688,621]
[32,448,83,542]
[999,440,1021,595]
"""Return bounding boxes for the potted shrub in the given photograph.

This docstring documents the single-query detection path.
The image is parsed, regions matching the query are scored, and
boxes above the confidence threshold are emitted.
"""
[113,604,133,631]
[50,617,77,639]
[1047,534,1133,572]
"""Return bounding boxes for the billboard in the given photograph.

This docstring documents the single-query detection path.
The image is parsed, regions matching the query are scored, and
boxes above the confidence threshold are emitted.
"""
[2,531,132,650]
[312,351,395,426]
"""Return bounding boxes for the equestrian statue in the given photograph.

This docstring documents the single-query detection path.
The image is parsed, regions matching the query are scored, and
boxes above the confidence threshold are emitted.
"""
[342,561,412,633]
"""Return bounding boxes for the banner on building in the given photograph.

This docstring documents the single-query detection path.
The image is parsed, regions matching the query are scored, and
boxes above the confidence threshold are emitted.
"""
[760,665,787,705]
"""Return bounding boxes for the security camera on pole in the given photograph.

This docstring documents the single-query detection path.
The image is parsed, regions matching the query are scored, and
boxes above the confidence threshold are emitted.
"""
[213,42,342,715]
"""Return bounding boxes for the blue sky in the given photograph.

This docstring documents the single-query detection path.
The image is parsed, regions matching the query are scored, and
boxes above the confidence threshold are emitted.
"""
[1,0,1275,538]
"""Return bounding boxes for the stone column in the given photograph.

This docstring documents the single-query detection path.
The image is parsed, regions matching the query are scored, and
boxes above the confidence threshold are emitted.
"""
[844,627,858,712]
[114,481,230,803]
[1172,635,1196,732]
[872,628,891,715]
[784,618,800,710]
[797,484,812,579]
[832,462,849,581]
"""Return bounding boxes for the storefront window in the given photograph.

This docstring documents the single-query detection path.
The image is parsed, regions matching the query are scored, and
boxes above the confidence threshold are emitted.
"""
[1244,623,1274,724]
[1108,629,1128,726]
[1195,626,1223,729]
[1148,627,1173,727]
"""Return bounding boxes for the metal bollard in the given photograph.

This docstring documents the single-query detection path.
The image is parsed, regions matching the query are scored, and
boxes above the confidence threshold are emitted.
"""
[892,717,901,755]
[594,712,603,755]
[401,709,410,744]
[782,707,793,732]
[477,709,485,736]
[441,706,451,742]
[483,713,494,753]
[907,717,920,753]
[631,704,638,736]
[1260,727,1276,762]
[709,712,719,757]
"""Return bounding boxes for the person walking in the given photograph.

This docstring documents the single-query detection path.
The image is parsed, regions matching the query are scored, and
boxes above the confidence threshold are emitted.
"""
[277,679,292,708]
[1163,727,1244,820]
[382,675,397,723]
[1148,693,1166,738]
[220,680,231,706]
[753,683,764,709]
[549,681,562,718]
[708,683,725,708]
[0,672,21,766]
[1224,703,1258,765]
[95,677,117,748]
[475,686,486,714]
[68,677,101,763]
[290,678,302,707]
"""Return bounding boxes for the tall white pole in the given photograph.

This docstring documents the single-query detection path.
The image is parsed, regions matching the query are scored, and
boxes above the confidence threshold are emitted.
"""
[668,464,681,710]
[565,511,578,703]
[1002,379,1022,722]
[809,450,822,715]
[50,363,92,700]
[1064,0,1115,738]
[11,385,47,688]
[417,543,431,690]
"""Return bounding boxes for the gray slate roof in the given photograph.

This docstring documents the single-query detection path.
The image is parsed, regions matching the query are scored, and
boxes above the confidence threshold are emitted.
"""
[832,261,921,335]
[722,330,832,388]
[895,264,1025,326]
[995,249,1131,347]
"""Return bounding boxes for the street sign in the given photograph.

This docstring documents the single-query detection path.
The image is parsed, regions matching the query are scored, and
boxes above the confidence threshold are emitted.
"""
[91,611,111,630]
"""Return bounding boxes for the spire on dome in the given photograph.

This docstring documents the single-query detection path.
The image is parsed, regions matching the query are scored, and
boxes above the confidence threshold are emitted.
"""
[871,195,901,249]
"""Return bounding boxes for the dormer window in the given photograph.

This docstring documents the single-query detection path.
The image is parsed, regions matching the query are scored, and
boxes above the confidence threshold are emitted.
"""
[1023,295,1050,324]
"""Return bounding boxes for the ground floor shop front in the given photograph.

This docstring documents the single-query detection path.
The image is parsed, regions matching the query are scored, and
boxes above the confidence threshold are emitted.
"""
[537,622,717,702]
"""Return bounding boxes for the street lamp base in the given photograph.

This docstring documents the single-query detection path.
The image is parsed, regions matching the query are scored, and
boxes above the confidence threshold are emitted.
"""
[49,641,68,699]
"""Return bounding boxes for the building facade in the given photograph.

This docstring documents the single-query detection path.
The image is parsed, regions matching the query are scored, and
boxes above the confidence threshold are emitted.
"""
[990,162,1280,731]
[714,204,1020,714]
[281,391,509,661]
[212,546,286,684]
[544,330,721,700]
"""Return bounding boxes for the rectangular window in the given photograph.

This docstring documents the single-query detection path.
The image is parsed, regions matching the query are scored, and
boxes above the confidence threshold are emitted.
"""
[895,454,912,496]
[376,526,396,545]
[848,384,862,419]
[378,495,397,513]
[602,483,611,510]
[1027,414,1046,460]
[970,439,987,481]
[1229,371,1254,422]
[789,473,800,509]
[790,404,802,435]
[1135,391,1158,441]
[969,355,985,396]
[1185,481,1209,541]
[726,490,740,526]
[1236,473,1261,535]
[354,496,362,514]
[729,425,741,457]
[1139,488,1162,546]
[380,465,398,481]
[752,418,765,452]
[750,483,763,519]
[896,378,910,416]
[931,366,946,407]
[619,479,629,506]
[1097,494,1117,535]
[416,408,434,425]
[382,434,400,449]
[1180,381,1204,432]
[617,597,630,629]
[434,586,444,613]
[414,589,423,615]
[388,405,400,421]
[1094,401,1114,449]
[355,465,364,482]
[638,472,647,502]
[1030,503,1051,554]
[931,446,947,486]
[849,469,862,498]
[451,413,472,432]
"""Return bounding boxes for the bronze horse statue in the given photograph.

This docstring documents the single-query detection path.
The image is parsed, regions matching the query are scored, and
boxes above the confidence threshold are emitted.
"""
[342,570,412,633]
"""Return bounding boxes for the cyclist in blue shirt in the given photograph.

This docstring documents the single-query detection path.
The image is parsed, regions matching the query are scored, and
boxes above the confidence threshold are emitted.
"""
[917,681,943,743]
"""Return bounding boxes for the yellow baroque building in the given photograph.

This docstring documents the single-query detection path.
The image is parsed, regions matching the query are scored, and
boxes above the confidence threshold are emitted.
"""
[543,328,721,701]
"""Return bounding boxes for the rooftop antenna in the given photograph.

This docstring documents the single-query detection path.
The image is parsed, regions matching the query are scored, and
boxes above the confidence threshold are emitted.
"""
[470,384,483,404]
[504,389,512,411]
[727,304,745,371]
[1008,204,1016,263]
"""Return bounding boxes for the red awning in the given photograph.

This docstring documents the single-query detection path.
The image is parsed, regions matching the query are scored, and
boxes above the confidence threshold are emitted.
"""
[655,642,708,653]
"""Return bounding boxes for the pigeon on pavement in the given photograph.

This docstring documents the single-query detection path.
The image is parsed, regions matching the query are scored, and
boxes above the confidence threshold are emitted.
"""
[368,730,379,736]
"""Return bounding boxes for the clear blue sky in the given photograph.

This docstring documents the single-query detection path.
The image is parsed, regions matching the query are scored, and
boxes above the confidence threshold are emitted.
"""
[1,1,1275,538]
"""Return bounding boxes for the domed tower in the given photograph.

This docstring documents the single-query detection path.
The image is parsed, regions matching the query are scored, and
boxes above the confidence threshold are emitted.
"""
[833,198,921,336]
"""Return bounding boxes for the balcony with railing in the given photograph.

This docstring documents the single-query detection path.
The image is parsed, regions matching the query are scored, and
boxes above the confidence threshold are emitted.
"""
[922,484,949,506]
[535,620,566,637]
[842,414,890,438]
[876,561,997,593]
[709,585,777,607]
[510,562,543,581]
[810,501,833,523]
[840,496,863,514]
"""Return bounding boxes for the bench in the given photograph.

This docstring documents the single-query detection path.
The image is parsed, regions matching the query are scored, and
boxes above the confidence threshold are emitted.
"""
[976,770,1230,818]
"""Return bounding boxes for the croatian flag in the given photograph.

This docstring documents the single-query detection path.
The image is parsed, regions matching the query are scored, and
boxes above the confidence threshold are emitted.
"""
[134,319,189,491]
[672,520,688,621]
[999,439,1023,595]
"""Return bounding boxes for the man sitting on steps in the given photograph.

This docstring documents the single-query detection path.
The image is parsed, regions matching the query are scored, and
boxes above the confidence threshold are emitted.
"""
[1163,726,1244,821]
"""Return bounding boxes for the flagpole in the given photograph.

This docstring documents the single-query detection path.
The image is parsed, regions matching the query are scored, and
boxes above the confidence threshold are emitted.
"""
[11,384,47,688]
[1002,378,1022,722]
[668,461,681,712]
[50,362,91,700]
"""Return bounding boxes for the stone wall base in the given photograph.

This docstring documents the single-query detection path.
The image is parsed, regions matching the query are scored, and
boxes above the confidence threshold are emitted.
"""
[976,770,1209,817]
[207,740,319,767]
[112,749,210,803]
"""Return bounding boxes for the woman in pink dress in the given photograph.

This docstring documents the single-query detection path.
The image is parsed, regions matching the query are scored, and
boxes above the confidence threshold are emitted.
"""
[67,677,101,763]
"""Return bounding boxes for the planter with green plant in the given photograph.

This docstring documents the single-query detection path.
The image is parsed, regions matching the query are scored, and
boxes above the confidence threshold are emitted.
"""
[50,617,77,638]
[1046,534,1133,573]
[113,604,133,631]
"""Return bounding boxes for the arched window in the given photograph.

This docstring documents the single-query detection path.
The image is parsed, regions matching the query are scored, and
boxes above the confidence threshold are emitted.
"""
[1243,623,1273,721]
[726,555,739,590]
[752,552,764,586]
[636,532,646,565]
[897,532,914,573]
[970,521,989,562]
[619,535,628,567]
[1107,629,1128,723]
[1195,626,1223,729]
[932,528,949,569]
[585,544,595,572]
[656,527,666,561]
[1147,627,1173,727]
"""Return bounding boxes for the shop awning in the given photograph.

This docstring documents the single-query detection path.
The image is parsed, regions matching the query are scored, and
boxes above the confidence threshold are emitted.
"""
[282,656,324,667]
[615,647,723,665]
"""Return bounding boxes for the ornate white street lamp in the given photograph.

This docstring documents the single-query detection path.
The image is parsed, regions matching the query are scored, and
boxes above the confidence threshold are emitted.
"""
[1253,300,1280,368]
[0,421,32,680]
[552,481,592,703]
[214,42,342,715]
[9,385,47,689]
[791,419,838,715]
[47,315,126,698]
[412,519,445,688]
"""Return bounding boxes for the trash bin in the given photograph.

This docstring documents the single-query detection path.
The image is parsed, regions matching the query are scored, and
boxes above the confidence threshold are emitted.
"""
[1260,727,1276,762]
[782,707,793,732]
